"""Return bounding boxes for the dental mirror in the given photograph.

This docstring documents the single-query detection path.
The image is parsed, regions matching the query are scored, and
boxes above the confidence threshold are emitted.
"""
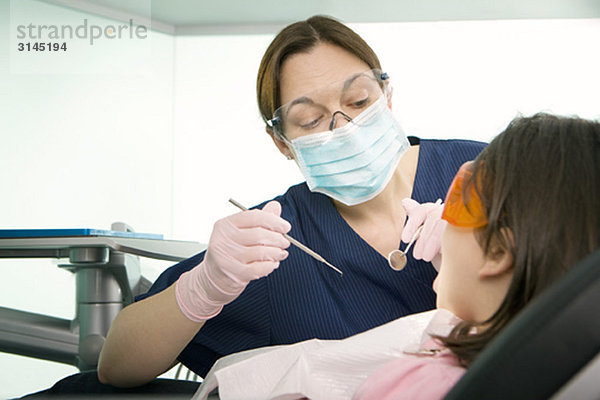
[388,226,423,271]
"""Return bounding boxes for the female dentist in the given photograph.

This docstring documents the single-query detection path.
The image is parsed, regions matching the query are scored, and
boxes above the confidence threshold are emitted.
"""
[96,15,486,390]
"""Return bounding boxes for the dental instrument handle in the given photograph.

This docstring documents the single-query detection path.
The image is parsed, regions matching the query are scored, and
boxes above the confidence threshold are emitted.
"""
[404,198,442,252]
[402,198,442,250]
[228,198,343,275]
[404,225,423,254]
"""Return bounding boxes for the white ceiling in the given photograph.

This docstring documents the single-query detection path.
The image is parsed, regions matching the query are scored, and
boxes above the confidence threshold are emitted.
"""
[40,0,600,35]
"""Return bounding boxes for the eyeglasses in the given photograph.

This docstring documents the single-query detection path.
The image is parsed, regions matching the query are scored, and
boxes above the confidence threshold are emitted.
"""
[268,69,389,139]
[441,161,488,228]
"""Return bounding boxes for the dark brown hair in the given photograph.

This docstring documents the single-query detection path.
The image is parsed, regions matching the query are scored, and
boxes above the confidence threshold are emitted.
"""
[438,113,600,367]
[256,15,382,134]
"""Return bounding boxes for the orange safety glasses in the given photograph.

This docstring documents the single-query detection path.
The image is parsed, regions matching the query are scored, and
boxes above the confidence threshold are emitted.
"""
[441,161,488,228]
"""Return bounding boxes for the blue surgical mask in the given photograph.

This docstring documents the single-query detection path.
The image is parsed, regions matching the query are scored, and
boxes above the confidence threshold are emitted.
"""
[285,95,410,206]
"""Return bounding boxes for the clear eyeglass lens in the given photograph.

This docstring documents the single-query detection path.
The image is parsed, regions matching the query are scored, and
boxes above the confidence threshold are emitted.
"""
[274,69,386,139]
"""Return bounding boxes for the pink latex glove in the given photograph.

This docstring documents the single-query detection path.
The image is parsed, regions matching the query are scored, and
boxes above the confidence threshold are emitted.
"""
[401,198,447,272]
[175,201,291,322]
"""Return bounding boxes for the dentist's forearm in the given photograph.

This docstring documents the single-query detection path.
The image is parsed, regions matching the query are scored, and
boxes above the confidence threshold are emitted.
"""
[97,284,204,387]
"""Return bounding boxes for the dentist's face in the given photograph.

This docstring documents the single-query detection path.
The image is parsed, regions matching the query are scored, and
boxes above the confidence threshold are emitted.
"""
[278,42,374,140]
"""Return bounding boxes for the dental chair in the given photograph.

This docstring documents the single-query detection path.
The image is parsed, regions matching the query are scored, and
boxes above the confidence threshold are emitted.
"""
[444,248,600,400]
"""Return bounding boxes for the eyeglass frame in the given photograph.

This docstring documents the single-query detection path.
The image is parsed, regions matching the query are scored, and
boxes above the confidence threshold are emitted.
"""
[267,69,390,138]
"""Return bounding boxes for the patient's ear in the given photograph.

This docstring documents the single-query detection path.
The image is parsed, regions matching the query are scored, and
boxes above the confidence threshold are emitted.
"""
[479,228,514,279]
[266,128,294,160]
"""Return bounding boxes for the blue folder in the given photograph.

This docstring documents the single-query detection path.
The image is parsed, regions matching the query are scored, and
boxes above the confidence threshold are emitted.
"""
[0,229,163,240]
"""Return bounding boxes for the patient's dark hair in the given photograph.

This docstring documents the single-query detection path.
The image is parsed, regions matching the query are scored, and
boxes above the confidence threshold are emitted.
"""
[438,113,600,367]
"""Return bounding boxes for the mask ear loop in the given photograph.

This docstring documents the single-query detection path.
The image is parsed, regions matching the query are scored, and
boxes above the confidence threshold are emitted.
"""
[266,119,296,161]
[276,132,298,161]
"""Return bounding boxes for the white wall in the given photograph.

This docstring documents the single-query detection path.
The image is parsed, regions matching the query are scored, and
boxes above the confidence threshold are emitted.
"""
[170,34,303,243]
[357,19,600,141]
[0,1,176,397]
[1,1,599,396]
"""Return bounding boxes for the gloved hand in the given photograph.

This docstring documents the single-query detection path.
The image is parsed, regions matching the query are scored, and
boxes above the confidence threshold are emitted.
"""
[175,201,291,322]
[401,198,447,272]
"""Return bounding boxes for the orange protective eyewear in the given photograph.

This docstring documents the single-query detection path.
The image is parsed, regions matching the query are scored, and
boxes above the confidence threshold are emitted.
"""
[441,161,488,228]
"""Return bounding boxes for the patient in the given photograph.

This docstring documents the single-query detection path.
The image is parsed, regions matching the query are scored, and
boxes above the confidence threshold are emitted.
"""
[191,112,599,400]
[353,112,600,399]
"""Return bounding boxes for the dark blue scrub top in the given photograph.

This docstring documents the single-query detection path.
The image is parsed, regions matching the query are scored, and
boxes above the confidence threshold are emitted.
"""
[136,137,486,376]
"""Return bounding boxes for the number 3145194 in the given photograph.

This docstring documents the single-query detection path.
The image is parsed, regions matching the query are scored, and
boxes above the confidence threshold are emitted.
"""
[18,42,67,51]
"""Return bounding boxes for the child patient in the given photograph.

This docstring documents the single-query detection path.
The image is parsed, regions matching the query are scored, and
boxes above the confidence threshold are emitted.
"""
[354,112,600,399]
